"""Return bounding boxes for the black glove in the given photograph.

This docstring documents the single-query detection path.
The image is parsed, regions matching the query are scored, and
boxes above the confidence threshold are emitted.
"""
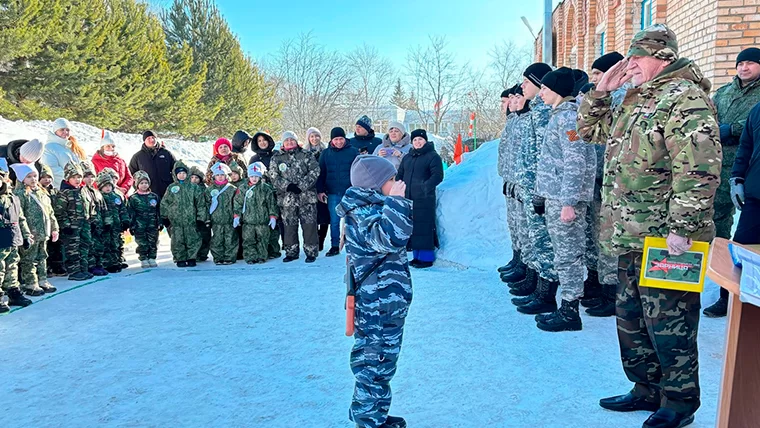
[62,226,74,236]
[502,182,508,196]
[103,224,112,233]
[121,222,130,232]
[22,238,31,250]
[162,218,171,228]
[196,220,206,229]
[286,183,302,194]
[532,195,546,216]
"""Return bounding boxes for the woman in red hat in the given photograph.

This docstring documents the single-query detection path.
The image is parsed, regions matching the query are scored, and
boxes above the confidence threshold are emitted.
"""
[204,137,248,185]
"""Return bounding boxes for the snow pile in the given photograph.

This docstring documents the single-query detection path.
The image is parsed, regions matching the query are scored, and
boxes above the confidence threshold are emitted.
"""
[0,116,219,169]
[435,139,509,270]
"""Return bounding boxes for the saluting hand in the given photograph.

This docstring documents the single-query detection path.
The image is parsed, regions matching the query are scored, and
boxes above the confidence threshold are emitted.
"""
[389,181,406,197]
[596,58,632,92]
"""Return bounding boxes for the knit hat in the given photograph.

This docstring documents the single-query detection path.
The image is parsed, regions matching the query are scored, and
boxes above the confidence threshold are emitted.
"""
[572,69,589,96]
[10,163,37,181]
[541,67,576,98]
[627,24,678,62]
[19,138,44,163]
[736,47,760,66]
[96,169,117,189]
[281,131,298,143]
[51,118,71,133]
[64,161,83,180]
[578,82,595,95]
[330,127,346,140]
[524,63,553,88]
[350,155,397,190]
[513,84,524,96]
[100,129,116,148]
[410,129,428,142]
[210,162,231,176]
[231,130,251,153]
[388,120,406,134]
[214,138,232,156]
[142,130,156,142]
[80,161,96,177]
[174,165,188,176]
[356,115,373,133]
[500,88,512,98]
[248,162,266,178]
[592,51,625,73]
[39,164,53,179]
[306,127,322,141]
[133,170,150,189]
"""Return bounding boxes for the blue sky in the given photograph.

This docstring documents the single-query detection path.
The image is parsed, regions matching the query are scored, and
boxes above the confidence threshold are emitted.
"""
[187,0,561,69]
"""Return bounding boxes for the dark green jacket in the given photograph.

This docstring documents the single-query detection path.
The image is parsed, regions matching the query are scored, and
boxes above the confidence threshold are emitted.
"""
[234,182,278,225]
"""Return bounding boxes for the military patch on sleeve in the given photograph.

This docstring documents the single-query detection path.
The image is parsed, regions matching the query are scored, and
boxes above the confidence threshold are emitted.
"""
[149,199,157,207]
[114,197,121,205]
[170,186,180,194]
[279,163,287,172]
[566,130,581,142]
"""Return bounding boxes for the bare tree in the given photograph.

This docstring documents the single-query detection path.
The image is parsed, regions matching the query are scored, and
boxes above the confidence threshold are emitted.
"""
[406,36,469,135]
[266,32,354,134]
[489,40,532,91]
[461,69,503,141]
[344,44,396,124]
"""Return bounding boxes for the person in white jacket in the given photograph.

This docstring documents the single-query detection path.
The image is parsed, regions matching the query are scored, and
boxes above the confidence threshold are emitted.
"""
[41,118,85,188]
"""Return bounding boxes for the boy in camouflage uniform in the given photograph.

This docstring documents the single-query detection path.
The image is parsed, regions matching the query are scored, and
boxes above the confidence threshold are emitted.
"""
[234,162,279,264]
[207,162,239,265]
[578,25,721,428]
[229,161,246,260]
[190,166,211,262]
[496,86,523,278]
[40,165,66,277]
[161,160,207,268]
[54,161,95,281]
[81,161,109,277]
[533,67,597,332]
[336,155,413,428]
[12,163,59,295]
[97,168,129,273]
[0,160,34,311]
[128,171,161,268]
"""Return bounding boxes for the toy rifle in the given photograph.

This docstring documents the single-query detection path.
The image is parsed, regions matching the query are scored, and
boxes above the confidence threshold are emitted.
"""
[345,255,387,337]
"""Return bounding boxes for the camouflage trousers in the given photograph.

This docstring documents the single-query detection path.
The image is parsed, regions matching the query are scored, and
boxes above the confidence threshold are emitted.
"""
[170,224,202,262]
[88,224,105,268]
[133,228,158,261]
[522,192,558,281]
[616,252,701,414]
[211,223,238,262]
[19,239,48,287]
[505,194,522,252]
[197,222,211,261]
[585,198,619,285]
[242,223,270,262]
[102,227,124,269]
[282,202,318,259]
[268,223,282,258]
[350,288,409,428]
[62,222,92,274]
[546,200,588,301]
[0,247,20,294]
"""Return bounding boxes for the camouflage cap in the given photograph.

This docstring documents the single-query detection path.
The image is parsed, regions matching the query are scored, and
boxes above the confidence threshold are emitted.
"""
[229,161,243,177]
[39,164,54,179]
[133,170,151,189]
[96,168,117,188]
[80,160,96,177]
[64,161,83,180]
[627,24,678,62]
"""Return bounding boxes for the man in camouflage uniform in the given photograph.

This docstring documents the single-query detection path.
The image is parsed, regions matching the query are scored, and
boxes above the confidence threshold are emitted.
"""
[533,67,597,332]
[336,155,413,428]
[497,86,523,277]
[81,161,109,276]
[0,160,33,311]
[704,47,760,317]
[269,131,320,263]
[578,25,721,428]
[511,63,557,309]
[97,168,129,273]
[54,162,96,281]
[128,171,162,267]
[161,160,207,267]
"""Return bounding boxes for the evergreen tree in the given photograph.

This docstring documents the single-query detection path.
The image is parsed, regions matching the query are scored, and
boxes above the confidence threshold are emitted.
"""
[390,78,407,108]
[0,0,63,63]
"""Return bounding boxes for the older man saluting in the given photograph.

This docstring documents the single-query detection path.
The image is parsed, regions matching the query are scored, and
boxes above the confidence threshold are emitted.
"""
[578,25,721,428]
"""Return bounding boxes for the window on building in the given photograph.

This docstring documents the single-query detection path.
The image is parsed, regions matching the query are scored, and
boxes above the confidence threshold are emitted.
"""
[641,0,653,29]
[600,32,606,55]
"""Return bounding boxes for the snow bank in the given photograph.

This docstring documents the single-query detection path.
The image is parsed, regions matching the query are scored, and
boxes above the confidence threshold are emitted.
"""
[0,116,220,169]
[435,139,510,270]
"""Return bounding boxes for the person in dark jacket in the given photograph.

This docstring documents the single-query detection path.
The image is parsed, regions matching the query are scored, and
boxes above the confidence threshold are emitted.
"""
[349,115,382,155]
[0,138,45,183]
[249,131,278,169]
[231,130,252,154]
[305,127,331,251]
[128,131,176,201]
[728,100,760,250]
[317,127,359,257]
[396,129,444,268]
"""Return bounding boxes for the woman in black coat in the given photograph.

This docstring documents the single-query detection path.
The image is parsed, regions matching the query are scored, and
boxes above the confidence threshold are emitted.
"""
[396,129,444,268]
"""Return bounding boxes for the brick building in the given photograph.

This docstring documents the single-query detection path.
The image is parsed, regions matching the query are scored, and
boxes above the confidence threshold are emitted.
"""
[534,0,760,88]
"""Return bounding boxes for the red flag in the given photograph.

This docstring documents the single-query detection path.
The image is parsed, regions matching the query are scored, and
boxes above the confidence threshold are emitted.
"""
[454,134,463,165]
[464,145,470,153]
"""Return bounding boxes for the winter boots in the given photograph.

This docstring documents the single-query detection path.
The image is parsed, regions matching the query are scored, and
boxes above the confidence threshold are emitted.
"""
[703,296,728,318]
[305,256,317,263]
[39,280,56,293]
[7,287,32,307]
[106,265,122,273]
[68,271,91,281]
[642,408,695,428]
[580,269,602,307]
[508,268,538,296]
[187,259,196,267]
[0,300,9,313]
[536,299,582,332]
[22,284,45,297]
[498,249,521,273]
[411,260,433,269]
[500,258,527,283]
[326,247,340,257]
[89,266,108,276]
[586,283,616,317]
[516,277,559,315]
[599,392,660,412]
[283,256,298,263]
[177,261,188,268]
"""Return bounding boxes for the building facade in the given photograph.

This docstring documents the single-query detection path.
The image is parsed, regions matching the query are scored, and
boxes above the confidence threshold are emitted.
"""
[534,0,760,88]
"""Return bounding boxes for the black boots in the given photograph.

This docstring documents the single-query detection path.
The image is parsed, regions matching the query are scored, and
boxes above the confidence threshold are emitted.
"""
[187,259,197,267]
[536,299,582,332]
[509,268,538,296]
[580,269,602,307]
[500,258,527,283]
[516,277,558,315]
[497,249,521,273]
[703,296,728,318]
[305,256,316,263]
[7,288,32,307]
[643,408,695,428]
[599,393,660,412]
[586,283,616,317]
[177,261,188,268]
[283,256,298,263]
[326,247,340,257]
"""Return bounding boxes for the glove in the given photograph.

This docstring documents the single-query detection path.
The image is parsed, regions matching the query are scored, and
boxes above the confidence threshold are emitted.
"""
[22,238,31,250]
[233,216,240,228]
[121,222,131,232]
[286,183,302,194]
[269,217,277,230]
[729,177,745,211]
[103,224,112,233]
[196,220,206,229]
[719,124,733,144]
[502,182,508,196]
[532,195,546,216]
[162,218,171,229]
[62,226,74,236]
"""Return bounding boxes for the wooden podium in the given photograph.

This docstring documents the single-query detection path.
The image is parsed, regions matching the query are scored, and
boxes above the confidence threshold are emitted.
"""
[706,238,760,428]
